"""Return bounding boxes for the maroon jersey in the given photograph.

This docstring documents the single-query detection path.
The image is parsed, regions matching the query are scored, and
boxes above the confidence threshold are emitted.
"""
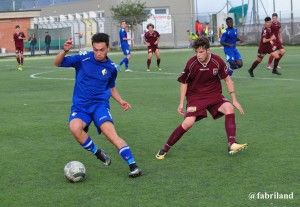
[271,21,281,38]
[144,31,160,46]
[13,32,25,47]
[258,26,276,55]
[178,53,229,101]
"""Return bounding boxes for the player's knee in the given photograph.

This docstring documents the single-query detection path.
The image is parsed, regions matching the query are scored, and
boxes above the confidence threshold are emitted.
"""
[182,121,194,130]
[69,125,83,137]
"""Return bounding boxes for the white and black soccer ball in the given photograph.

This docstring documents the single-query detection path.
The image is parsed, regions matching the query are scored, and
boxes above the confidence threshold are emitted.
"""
[64,161,86,183]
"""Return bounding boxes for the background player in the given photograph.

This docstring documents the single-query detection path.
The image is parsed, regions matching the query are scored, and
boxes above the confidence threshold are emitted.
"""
[54,33,142,178]
[13,25,26,71]
[156,37,248,160]
[248,17,282,77]
[116,20,133,72]
[144,23,162,72]
[186,29,198,48]
[220,17,243,76]
[266,13,285,70]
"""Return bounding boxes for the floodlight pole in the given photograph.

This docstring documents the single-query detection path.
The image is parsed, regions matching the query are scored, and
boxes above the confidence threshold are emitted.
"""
[273,0,275,13]
[291,0,294,36]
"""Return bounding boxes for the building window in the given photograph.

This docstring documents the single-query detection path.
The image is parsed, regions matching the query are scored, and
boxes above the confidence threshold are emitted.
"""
[154,9,167,15]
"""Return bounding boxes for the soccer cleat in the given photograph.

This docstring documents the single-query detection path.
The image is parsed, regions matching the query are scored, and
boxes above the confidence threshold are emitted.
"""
[18,65,23,71]
[95,149,111,166]
[277,65,281,69]
[266,65,273,70]
[128,166,142,178]
[156,66,162,71]
[124,69,133,72]
[116,64,121,71]
[248,69,254,77]
[228,142,248,155]
[155,149,167,160]
[146,69,150,72]
[272,70,282,75]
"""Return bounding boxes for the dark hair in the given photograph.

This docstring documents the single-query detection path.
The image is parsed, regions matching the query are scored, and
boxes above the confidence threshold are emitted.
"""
[186,29,190,32]
[192,36,210,49]
[147,23,154,29]
[265,17,271,22]
[120,20,126,24]
[91,33,110,47]
[226,17,233,22]
[15,25,20,29]
[272,13,278,17]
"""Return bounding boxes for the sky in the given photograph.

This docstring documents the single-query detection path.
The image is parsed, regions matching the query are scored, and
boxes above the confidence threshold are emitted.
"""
[197,0,300,18]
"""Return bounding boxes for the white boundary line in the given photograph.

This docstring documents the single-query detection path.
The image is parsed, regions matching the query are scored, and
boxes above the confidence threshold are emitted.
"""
[30,69,300,82]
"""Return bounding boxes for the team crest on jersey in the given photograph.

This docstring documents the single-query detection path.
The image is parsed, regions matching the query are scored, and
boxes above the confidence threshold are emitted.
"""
[102,69,107,76]
[187,106,197,112]
[213,68,218,75]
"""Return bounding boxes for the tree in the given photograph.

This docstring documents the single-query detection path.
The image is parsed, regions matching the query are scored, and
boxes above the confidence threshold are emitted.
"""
[110,0,148,26]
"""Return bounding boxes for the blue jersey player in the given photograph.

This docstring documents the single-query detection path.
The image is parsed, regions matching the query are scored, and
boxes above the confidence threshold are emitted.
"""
[220,17,243,76]
[54,33,142,178]
[116,20,133,72]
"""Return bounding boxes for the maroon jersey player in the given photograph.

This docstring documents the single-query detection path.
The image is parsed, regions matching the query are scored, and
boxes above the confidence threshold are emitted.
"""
[266,13,285,70]
[248,17,282,77]
[13,25,26,71]
[156,37,248,159]
[144,23,162,71]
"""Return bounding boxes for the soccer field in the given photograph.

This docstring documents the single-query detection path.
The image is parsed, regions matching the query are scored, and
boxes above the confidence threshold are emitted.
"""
[1,46,299,207]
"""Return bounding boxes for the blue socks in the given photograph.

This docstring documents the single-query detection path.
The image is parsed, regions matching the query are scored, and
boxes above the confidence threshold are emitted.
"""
[120,57,129,69]
[81,137,98,154]
[118,146,135,165]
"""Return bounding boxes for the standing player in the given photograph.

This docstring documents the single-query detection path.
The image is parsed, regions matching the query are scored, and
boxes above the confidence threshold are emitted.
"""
[116,20,133,72]
[220,17,243,76]
[13,25,26,71]
[144,23,162,72]
[248,17,282,77]
[54,33,142,178]
[155,37,248,160]
[266,13,285,70]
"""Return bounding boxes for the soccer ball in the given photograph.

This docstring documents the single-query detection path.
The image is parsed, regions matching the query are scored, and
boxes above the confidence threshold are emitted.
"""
[64,161,86,183]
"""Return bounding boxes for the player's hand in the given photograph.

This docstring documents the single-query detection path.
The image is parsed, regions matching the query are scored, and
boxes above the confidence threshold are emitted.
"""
[64,37,73,51]
[229,44,235,48]
[233,101,244,115]
[119,100,131,111]
[177,103,185,116]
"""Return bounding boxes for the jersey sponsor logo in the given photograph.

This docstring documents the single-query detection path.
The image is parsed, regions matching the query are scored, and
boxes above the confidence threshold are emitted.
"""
[199,68,209,71]
[213,68,218,75]
[102,69,107,76]
[82,57,90,62]
[187,106,197,112]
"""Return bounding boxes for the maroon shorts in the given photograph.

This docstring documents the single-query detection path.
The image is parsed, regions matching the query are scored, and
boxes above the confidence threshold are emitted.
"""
[274,39,284,50]
[148,45,158,53]
[257,43,276,57]
[185,95,230,121]
[15,46,24,54]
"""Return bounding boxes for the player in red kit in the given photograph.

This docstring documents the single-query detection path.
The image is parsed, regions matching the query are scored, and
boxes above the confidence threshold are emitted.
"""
[144,23,162,72]
[266,13,285,70]
[156,37,248,159]
[13,25,26,71]
[248,17,282,77]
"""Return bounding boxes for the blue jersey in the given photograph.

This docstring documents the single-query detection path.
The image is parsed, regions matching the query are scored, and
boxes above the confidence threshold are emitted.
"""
[220,27,239,52]
[119,28,129,47]
[60,51,117,106]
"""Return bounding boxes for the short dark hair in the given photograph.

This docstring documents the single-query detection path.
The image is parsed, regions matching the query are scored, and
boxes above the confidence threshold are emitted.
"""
[147,23,154,29]
[272,13,278,17]
[265,16,271,22]
[192,36,210,50]
[15,25,20,29]
[226,17,233,22]
[91,33,110,47]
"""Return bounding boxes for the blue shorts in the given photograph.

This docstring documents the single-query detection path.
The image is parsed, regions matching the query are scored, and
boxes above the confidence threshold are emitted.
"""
[121,45,131,55]
[69,103,114,134]
[225,48,242,63]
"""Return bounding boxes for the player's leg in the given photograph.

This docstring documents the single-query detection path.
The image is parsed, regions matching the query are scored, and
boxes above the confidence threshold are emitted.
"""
[146,49,153,71]
[100,122,142,178]
[20,47,24,68]
[248,55,264,77]
[155,48,162,70]
[69,109,111,166]
[124,53,132,71]
[225,50,236,76]
[156,116,196,159]
[217,102,248,154]
[15,49,21,70]
[270,51,282,75]
[234,49,243,68]
[267,55,274,70]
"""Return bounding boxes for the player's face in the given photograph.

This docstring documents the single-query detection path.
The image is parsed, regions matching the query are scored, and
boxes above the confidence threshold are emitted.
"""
[121,22,126,28]
[226,19,233,28]
[265,20,272,28]
[16,27,20,33]
[195,47,210,62]
[93,42,110,62]
[148,26,154,32]
[272,16,278,22]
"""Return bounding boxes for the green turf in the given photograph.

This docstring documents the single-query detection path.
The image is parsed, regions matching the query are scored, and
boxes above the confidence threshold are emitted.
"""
[1,46,299,207]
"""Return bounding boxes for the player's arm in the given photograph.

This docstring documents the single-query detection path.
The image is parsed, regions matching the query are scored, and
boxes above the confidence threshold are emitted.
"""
[154,35,160,45]
[262,34,276,43]
[177,83,187,116]
[224,76,244,115]
[279,29,283,43]
[54,38,73,67]
[110,87,131,111]
[220,33,234,48]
